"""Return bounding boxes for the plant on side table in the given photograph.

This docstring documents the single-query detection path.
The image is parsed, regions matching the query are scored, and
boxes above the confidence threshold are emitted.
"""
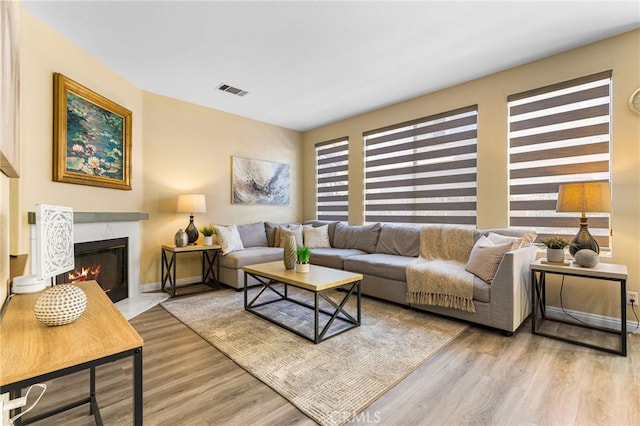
[296,246,311,273]
[541,237,572,263]
[200,225,215,246]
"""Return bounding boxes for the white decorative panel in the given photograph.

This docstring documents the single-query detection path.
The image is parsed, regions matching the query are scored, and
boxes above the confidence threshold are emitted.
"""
[36,204,74,280]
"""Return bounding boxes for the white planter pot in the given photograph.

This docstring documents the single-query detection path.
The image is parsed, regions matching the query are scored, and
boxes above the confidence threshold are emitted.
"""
[296,263,310,273]
[203,235,213,246]
[546,248,565,263]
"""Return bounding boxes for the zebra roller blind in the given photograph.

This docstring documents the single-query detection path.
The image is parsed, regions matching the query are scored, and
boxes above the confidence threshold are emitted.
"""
[508,70,612,248]
[364,105,478,225]
[316,137,349,222]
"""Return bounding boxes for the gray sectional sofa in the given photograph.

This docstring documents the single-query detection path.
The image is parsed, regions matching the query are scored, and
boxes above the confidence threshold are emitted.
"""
[215,220,537,334]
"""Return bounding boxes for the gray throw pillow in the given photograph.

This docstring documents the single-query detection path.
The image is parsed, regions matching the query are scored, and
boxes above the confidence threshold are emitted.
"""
[237,222,268,247]
[332,222,382,253]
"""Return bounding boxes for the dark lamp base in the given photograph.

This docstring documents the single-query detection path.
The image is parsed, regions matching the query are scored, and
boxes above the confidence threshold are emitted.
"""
[569,220,599,257]
[185,215,199,244]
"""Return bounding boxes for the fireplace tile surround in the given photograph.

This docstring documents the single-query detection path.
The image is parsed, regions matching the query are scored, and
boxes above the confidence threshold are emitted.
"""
[28,212,166,318]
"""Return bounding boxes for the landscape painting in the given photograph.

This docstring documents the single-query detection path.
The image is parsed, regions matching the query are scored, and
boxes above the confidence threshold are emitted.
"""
[53,73,132,190]
[232,156,290,205]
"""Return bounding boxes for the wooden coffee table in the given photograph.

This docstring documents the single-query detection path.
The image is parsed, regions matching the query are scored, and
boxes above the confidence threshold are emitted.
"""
[243,261,363,344]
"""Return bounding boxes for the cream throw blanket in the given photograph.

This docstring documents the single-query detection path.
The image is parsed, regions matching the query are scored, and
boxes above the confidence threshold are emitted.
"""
[406,225,477,313]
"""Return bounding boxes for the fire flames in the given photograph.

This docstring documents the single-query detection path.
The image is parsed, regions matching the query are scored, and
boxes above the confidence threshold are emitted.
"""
[68,264,102,282]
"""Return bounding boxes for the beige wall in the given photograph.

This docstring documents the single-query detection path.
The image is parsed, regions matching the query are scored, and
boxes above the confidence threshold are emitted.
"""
[140,92,302,285]
[17,11,145,256]
[302,29,640,319]
[11,10,302,295]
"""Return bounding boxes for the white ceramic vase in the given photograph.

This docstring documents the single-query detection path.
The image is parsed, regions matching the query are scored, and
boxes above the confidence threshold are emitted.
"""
[203,235,213,246]
[296,262,310,273]
[546,248,565,263]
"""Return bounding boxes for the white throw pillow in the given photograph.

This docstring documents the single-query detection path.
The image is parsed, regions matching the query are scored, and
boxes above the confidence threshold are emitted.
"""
[465,236,513,283]
[486,232,523,250]
[303,225,331,248]
[287,224,304,247]
[214,224,245,255]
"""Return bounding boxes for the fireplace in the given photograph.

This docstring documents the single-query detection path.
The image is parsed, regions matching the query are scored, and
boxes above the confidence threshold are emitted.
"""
[56,237,128,303]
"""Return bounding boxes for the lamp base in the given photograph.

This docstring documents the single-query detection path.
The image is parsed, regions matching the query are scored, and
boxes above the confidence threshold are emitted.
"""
[185,215,199,244]
[569,218,599,256]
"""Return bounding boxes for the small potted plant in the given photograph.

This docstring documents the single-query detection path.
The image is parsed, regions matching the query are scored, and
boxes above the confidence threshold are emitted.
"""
[542,237,572,263]
[296,246,311,273]
[200,225,215,246]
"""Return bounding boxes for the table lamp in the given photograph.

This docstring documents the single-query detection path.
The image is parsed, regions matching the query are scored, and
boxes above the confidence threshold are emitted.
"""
[177,193,206,244]
[556,181,612,256]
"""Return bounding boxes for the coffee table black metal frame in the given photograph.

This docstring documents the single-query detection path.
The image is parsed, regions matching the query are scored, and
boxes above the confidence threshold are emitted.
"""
[243,264,362,344]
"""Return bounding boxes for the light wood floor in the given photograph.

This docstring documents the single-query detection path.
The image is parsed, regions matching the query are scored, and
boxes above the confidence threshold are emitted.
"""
[22,294,640,426]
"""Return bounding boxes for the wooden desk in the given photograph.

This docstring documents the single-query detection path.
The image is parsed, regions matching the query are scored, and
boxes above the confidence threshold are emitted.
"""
[0,281,143,424]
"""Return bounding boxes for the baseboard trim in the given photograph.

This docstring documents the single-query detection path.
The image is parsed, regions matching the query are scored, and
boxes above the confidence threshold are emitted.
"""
[141,275,203,293]
[545,306,640,334]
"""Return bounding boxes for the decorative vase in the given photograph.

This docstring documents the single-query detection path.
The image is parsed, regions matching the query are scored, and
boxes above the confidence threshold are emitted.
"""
[283,234,297,270]
[34,284,88,326]
[174,229,188,247]
[546,248,565,263]
[185,215,199,244]
[203,235,213,246]
[296,262,310,273]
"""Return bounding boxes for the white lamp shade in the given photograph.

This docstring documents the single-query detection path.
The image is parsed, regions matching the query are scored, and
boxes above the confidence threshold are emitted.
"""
[556,181,612,213]
[177,194,206,214]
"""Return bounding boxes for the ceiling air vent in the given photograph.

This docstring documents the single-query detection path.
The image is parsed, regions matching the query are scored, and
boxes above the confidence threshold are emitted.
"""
[217,83,248,97]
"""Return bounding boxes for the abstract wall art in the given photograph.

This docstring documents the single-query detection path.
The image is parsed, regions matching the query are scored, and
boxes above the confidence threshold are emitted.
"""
[232,156,290,205]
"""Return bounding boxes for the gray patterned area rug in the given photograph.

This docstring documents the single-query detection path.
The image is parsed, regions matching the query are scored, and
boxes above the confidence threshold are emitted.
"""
[161,287,467,426]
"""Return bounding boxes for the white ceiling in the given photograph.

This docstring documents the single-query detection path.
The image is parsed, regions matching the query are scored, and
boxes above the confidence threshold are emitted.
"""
[23,1,640,132]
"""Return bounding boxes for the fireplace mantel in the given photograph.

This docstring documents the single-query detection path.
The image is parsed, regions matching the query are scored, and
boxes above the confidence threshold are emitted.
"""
[28,212,149,224]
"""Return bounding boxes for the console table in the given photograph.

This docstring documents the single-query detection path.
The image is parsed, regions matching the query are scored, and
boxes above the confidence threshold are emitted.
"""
[531,259,627,356]
[161,244,221,297]
[0,281,143,424]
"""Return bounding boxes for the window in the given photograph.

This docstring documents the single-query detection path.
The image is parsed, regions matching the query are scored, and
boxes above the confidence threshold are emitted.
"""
[316,137,349,221]
[508,71,612,249]
[363,105,478,225]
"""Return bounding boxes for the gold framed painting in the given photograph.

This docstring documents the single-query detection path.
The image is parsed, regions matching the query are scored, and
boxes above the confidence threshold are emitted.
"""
[53,73,132,190]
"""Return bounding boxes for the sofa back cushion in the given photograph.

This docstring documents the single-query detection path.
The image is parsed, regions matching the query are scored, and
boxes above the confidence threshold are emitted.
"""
[375,224,420,257]
[479,228,538,246]
[237,222,268,247]
[332,222,381,253]
[303,220,339,246]
[265,222,288,247]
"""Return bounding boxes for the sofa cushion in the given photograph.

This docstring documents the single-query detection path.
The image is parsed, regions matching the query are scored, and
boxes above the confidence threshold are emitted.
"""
[309,248,366,270]
[303,220,339,246]
[344,253,414,282]
[465,236,513,283]
[265,221,290,247]
[303,225,331,248]
[479,227,537,246]
[214,224,245,255]
[375,224,420,257]
[237,222,268,248]
[274,224,305,247]
[333,222,382,253]
[218,247,284,269]
[486,232,523,250]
